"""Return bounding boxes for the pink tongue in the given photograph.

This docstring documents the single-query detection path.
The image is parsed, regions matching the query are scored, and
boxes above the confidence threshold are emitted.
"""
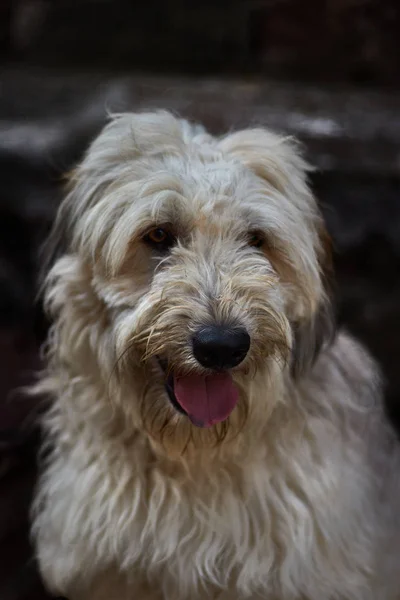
[174,372,239,428]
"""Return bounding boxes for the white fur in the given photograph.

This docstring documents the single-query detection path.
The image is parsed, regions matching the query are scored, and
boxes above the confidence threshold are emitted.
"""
[32,112,400,599]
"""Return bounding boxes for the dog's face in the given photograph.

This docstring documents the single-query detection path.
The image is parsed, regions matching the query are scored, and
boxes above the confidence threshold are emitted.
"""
[47,112,332,452]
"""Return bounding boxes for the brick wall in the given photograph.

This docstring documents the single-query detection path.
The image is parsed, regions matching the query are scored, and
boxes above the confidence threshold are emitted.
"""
[2,0,400,86]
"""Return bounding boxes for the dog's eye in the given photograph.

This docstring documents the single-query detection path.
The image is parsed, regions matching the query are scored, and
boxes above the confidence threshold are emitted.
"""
[144,227,175,251]
[248,231,264,249]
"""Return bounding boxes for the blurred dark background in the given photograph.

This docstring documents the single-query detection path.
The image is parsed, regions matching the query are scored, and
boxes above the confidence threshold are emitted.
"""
[0,1,399,598]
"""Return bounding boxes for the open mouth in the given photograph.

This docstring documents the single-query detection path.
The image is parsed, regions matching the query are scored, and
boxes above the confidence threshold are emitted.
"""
[164,369,187,416]
[158,358,239,428]
[159,358,185,414]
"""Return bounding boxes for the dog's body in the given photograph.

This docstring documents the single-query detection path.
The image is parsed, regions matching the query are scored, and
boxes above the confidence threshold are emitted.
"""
[32,112,400,599]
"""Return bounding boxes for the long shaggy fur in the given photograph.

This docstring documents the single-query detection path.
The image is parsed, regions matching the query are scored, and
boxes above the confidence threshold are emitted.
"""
[32,111,400,599]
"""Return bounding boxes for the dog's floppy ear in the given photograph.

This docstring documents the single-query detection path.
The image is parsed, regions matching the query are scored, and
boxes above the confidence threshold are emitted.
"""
[290,295,335,378]
[39,112,138,286]
[290,225,336,378]
[38,170,77,291]
[219,127,336,377]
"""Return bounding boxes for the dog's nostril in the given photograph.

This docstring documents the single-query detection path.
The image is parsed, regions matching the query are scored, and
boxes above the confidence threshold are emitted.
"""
[192,326,250,370]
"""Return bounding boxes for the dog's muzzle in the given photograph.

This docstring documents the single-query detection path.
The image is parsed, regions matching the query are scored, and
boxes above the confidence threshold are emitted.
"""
[157,325,249,428]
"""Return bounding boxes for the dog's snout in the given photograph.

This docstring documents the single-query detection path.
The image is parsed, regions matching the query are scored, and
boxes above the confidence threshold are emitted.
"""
[192,326,250,370]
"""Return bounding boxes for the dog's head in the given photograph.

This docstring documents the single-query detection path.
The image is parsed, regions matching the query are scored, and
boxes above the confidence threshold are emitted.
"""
[44,112,333,453]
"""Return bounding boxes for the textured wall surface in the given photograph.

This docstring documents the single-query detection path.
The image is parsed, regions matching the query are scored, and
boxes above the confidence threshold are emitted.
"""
[3,0,400,86]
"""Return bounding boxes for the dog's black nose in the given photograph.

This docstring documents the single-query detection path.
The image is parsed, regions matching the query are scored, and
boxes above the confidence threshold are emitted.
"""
[192,326,250,370]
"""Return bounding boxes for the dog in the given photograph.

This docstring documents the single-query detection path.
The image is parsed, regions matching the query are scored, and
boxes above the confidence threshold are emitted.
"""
[32,111,400,599]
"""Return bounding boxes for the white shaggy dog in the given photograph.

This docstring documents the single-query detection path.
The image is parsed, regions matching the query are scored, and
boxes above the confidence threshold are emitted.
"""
[32,111,400,600]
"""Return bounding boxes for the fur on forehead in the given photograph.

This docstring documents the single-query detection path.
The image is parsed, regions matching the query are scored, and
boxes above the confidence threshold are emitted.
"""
[58,113,323,271]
